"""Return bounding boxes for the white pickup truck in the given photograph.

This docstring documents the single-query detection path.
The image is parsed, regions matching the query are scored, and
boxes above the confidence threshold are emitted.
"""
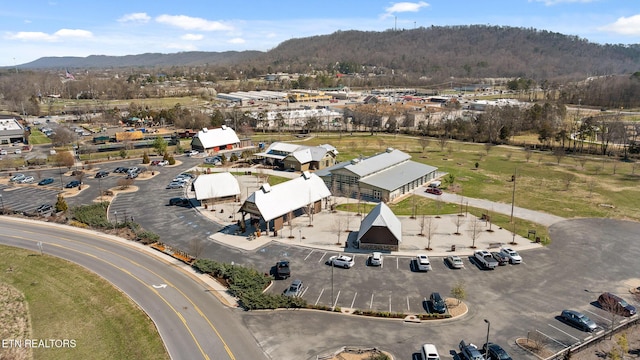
[474,250,498,270]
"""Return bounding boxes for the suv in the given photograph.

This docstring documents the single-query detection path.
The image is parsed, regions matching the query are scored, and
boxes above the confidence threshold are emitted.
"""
[598,292,637,317]
[275,260,291,279]
[415,254,432,271]
[327,255,355,269]
[283,279,303,297]
[368,252,383,266]
[169,198,190,207]
[430,292,447,314]
[500,247,522,264]
[459,340,483,360]
[482,343,513,360]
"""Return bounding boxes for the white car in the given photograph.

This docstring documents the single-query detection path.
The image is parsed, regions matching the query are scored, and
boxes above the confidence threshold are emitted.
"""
[327,255,355,269]
[157,160,169,166]
[368,252,383,266]
[415,254,432,271]
[166,181,186,189]
[19,176,35,184]
[446,255,464,269]
[187,150,199,156]
[500,247,522,264]
[9,173,25,182]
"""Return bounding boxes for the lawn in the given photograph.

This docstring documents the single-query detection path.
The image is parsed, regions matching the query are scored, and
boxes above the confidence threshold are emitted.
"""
[289,133,640,222]
[0,245,169,360]
[28,129,52,145]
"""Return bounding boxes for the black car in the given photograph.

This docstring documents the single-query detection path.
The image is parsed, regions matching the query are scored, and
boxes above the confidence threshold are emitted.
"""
[482,343,513,360]
[38,177,55,186]
[113,167,129,173]
[598,292,637,317]
[95,170,109,178]
[275,260,291,279]
[35,204,53,214]
[430,292,447,314]
[64,180,81,188]
[491,251,509,266]
[169,198,190,207]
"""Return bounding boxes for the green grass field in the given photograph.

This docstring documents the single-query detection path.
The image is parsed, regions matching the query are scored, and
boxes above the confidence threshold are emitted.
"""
[0,245,169,360]
[259,132,640,223]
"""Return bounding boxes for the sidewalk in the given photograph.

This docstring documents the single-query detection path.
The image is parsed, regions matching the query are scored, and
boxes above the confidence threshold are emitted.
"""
[185,170,548,257]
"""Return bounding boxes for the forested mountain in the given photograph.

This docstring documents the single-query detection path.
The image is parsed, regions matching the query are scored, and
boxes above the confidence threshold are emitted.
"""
[13,25,640,81]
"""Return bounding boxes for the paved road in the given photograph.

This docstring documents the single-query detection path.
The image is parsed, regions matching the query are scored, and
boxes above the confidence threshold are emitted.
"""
[0,217,267,360]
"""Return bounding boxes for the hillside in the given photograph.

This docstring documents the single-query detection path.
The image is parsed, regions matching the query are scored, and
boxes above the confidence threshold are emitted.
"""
[14,25,640,80]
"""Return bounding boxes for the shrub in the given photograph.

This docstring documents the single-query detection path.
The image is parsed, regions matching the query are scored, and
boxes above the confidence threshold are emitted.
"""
[55,194,68,213]
[142,152,150,164]
[136,231,160,244]
[71,202,110,228]
[168,155,176,165]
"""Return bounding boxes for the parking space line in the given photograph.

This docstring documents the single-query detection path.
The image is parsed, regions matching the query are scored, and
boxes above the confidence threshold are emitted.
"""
[547,324,580,342]
[303,250,315,261]
[369,293,374,309]
[406,297,410,312]
[423,297,430,314]
[584,309,610,322]
[300,287,309,298]
[350,293,357,309]
[536,329,570,348]
[333,290,341,308]
[389,294,392,313]
[315,289,325,306]
[396,257,399,270]
[317,252,328,263]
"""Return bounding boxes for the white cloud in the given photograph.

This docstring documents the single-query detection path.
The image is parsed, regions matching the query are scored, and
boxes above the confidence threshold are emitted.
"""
[181,33,203,41]
[598,14,640,35]
[118,12,151,23]
[53,29,93,38]
[155,15,233,31]
[385,1,429,14]
[227,37,245,44]
[5,29,92,42]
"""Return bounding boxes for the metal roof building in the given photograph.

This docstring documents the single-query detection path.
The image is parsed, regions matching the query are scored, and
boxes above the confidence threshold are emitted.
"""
[239,172,331,235]
[190,125,240,152]
[255,142,338,171]
[316,148,438,203]
[192,173,241,205]
[356,202,402,251]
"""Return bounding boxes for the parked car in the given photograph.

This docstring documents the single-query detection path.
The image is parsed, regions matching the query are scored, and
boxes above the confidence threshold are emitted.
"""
[95,170,109,178]
[168,197,190,206]
[283,279,304,297]
[415,254,432,271]
[113,167,129,173]
[157,160,169,166]
[425,187,443,195]
[172,176,190,183]
[166,181,186,189]
[9,173,25,182]
[421,344,440,360]
[491,251,509,266]
[126,171,139,179]
[559,310,597,332]
[187,150,199,156]
[19,176,35,184]
[64,180,81,188]
[327,255,355,269]
[459,340,483,360]
[38,177,55,186]
[446,255,464,269]
[368,252,383,266]
[500,247,522,264]
[35,204,53,215]
[430,292,447,314]
[482,342,513,360]
[598,292,637,317]
[275,260,291,279]
[0,149,7,155]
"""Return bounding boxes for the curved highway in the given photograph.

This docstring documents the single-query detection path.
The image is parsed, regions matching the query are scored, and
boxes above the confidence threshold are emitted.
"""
[0,217,267,360]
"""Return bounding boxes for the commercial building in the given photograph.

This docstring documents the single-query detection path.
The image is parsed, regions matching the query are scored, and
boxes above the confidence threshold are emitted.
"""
[356,202,402,251]
[316,148,438,203]
[190,126,241,153]
[192,173,241,206]
[0,117,25,145]
[239,172,331,235]
[255,142,338,171]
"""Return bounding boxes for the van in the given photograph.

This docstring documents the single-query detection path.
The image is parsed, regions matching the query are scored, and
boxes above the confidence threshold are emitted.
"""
[428,180,441,188]
[421,343,440,360]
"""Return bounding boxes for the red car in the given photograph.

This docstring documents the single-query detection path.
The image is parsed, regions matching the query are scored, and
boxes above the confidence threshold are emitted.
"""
[425,187,442,195]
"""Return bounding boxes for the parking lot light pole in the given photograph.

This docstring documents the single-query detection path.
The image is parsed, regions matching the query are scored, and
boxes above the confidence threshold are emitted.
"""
[484,319,491,360]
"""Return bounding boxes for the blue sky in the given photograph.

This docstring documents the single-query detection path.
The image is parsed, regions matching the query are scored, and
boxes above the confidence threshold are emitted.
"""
[1,0,639,67]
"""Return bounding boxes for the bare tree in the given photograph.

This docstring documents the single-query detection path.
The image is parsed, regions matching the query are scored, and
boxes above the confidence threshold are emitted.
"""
[452,215,465,235]
[553,147,566,164]
[418,137,430,156]
[438,136,448,152]
[562,173,576,190]
[424,216,438,251]
[117,177,134,190]
[332,215,344,245]
[55,151,75,171]
[525,148,532,163]
[189,237,205,260]
[576,156,588,169]
[467,217,482,248]
[587,179,597,197]
[450,281,466,306]
[599,294,623,339]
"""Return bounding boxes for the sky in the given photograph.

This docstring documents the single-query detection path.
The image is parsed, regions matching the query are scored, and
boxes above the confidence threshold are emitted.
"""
[1,0,639,67]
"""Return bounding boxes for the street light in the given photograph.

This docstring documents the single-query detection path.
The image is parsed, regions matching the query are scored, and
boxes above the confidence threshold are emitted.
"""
[484,319,491,360]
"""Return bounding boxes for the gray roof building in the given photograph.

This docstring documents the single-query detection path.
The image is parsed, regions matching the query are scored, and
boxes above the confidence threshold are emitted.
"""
[357,202,402,251]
